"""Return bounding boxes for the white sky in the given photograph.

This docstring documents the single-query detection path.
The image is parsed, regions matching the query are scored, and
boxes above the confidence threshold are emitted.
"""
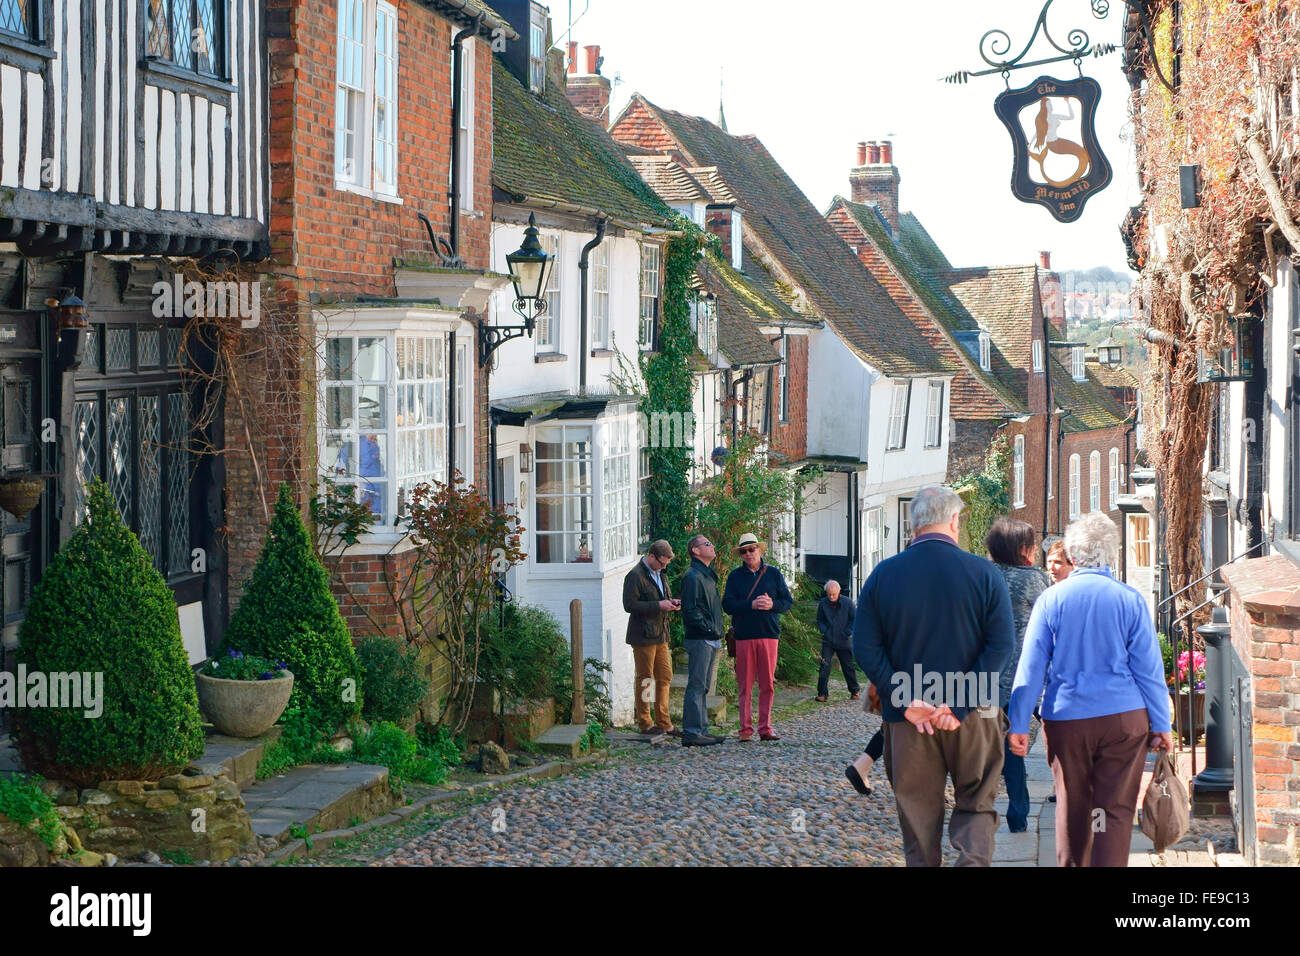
[556,0,1140,276]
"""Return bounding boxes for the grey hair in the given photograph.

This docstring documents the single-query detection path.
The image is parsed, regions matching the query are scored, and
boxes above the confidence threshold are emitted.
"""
[824,579,841,593]
[1063,511,1120,569]
[909,485,964,531]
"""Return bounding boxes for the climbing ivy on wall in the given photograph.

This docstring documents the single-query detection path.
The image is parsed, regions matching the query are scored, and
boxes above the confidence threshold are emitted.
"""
[954,435,1011,558]
[641,222,707,551]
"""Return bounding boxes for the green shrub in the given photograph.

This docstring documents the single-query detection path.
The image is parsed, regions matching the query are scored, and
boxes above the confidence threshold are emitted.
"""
[355,722,448,786]
[553,657,613,727]
[12,481,204,786]
[415,724,463,767]
[0,774,63,852]
[357,636,429,726]
[478,603,567,707]
[223,484,362,736]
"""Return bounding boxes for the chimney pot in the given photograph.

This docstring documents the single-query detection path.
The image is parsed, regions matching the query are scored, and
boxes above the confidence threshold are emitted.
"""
[584,44,600,75]
[867,143,881,164]
[568,41,578,74]
[879,140,893,164]
[1039,251,1052,269]
[856,142,868,166]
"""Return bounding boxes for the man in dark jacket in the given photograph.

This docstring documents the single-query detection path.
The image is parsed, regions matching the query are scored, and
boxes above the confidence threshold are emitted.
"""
[853,486,1014,867]
[815,580,860,701]
[678,535,725,747]
[624,539,679,737]
[722,533,793,742]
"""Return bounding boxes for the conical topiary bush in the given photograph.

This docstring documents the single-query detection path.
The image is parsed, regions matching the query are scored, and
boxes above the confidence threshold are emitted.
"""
[222,484,362,734]
[12,480,205,786]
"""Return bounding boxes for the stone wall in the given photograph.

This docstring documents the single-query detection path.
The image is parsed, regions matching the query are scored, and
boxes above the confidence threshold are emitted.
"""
[1221,553,1300,866]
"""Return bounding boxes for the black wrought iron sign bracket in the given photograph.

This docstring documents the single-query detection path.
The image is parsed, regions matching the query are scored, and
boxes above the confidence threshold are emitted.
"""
[943,0,1118,86]
[478,300,543,367]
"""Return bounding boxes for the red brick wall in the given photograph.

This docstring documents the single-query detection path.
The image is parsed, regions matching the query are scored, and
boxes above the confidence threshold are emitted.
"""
[1222,555,1300,865]
[565,75,611,126]
[227,0,494,623]
[1055,424,1137,531]
[770,334,807,463]
[610,97,687,162]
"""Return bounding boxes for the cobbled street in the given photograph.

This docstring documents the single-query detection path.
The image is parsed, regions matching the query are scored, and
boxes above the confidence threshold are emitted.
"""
[374,698,930,867]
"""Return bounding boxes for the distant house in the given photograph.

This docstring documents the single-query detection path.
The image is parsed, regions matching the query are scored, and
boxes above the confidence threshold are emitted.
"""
[612,96,954,596]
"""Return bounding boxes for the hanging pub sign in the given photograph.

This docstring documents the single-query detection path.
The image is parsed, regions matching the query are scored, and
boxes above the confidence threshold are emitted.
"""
[994,75,1112,223]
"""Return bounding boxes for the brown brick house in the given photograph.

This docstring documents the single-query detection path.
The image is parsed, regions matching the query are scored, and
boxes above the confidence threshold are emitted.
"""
[251,0,515,642]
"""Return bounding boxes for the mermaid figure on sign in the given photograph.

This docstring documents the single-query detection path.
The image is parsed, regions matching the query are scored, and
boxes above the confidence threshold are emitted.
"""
[1029,96,1090,188]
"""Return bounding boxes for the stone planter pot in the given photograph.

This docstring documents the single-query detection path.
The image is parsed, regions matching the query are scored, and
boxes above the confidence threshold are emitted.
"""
[1172,690,1205,745]
[197,670,294,738]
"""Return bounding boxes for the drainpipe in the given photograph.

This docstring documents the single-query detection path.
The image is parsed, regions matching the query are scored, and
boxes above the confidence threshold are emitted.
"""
[449,16,482,258]
[1055,409,1072,536]
[577,218,607,395]
[489,407,500,507]
[447,331,457,482]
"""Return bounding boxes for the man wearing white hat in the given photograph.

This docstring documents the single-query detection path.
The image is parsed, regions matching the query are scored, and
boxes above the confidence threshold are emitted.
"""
[721,532,793,742]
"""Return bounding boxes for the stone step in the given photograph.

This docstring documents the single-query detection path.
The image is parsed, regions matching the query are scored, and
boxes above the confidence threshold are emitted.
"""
[240,762,394,843]
[534,724,589,759]
[193,727,282,792]
[667,673,728,724]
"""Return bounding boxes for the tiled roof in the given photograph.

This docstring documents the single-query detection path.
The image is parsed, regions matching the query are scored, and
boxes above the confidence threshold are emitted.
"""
[627,156,711,203]
[941,266,1039,405]
[1047,326,1132,433]
[493,61,674,228]
[696,248,802,367]
[1087,359,1138,390]
[612,96,951,377]
[830,198,1022,419]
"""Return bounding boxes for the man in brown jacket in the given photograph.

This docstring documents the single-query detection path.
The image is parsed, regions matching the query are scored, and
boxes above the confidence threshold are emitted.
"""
[624,539,680,736]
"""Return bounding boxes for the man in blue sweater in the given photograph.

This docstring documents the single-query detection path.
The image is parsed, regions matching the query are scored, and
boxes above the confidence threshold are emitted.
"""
[853,486,1014,866]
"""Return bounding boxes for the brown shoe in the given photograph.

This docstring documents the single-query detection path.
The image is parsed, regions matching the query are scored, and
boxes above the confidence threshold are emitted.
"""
[664,727,682,737]
[738,732,754,743]
[814,696,828,702]
[850,693,861,701]
[760,732,782,741]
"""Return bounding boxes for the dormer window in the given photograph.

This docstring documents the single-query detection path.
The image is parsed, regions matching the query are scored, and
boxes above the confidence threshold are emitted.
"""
[978,331,991,372]
[528,3,546,92]
[1071,346,1085,381]
[693,293,717,358]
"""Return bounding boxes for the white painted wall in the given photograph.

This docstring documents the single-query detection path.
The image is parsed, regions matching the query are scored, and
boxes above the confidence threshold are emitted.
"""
[489,221,650,400]
[1265,259,1294,537]
[806,326,872,460]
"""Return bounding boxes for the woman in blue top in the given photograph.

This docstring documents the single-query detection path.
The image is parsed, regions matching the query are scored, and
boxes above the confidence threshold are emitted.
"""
[1007,511,1173,867]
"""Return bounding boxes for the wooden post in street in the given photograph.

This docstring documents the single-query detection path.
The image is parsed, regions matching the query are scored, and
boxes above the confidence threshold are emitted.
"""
[570,598,585,724]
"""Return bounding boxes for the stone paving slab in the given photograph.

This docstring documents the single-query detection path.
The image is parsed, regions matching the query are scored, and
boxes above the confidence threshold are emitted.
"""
[242,763,391,842]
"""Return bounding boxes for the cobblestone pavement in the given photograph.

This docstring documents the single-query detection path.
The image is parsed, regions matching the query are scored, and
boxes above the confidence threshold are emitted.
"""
[376,696,925,866]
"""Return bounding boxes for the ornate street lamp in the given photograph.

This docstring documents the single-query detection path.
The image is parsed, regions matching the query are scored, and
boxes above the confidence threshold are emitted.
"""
[1097,336,1124,368]
[479,213,555,366]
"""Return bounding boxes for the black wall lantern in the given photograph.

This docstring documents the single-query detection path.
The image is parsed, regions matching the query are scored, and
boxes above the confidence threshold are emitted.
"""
[1196,315,1256,383]
[480,213,555,366]
[54,292,90,370]
[1097,336,1124,368]
[518,442,534,473]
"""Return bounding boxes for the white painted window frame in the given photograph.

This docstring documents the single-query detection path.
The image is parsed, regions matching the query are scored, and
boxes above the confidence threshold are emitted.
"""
[334,0,401,202]
[1068,453,1080,519]
[1013,435,1025,508]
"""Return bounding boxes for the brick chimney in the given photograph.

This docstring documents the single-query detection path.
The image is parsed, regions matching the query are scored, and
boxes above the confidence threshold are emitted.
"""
[704,203,737,258]
[849,138,900,233]
[1038,250,1066,335]
[565,43,612,127]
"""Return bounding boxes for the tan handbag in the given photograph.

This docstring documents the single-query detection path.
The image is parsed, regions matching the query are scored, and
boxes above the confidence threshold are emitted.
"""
[1140,752,1189,853]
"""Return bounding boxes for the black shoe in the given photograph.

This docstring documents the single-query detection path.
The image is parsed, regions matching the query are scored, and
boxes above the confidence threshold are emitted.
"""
[1047,793,1057,803]
[642,726,665,738]
[705,733,727,743]
[845,764,872,796]
[682,733,724,747]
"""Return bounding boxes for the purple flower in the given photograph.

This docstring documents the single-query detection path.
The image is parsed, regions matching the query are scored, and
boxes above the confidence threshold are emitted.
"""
[259,672,274,680]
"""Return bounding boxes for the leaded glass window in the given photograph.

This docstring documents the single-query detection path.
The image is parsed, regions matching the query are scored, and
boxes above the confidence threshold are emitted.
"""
[147,0,226,78]
[0,0,35,40]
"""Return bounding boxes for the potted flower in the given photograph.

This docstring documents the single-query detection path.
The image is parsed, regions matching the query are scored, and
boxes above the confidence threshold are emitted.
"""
[196,650,294,738]
[1169,647,1206,745]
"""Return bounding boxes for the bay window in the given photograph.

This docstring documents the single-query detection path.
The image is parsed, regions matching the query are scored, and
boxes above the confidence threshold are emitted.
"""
[335,0,399,198]
[535,425,594,563]
[319,315,472,528]
[601,419,634,563]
